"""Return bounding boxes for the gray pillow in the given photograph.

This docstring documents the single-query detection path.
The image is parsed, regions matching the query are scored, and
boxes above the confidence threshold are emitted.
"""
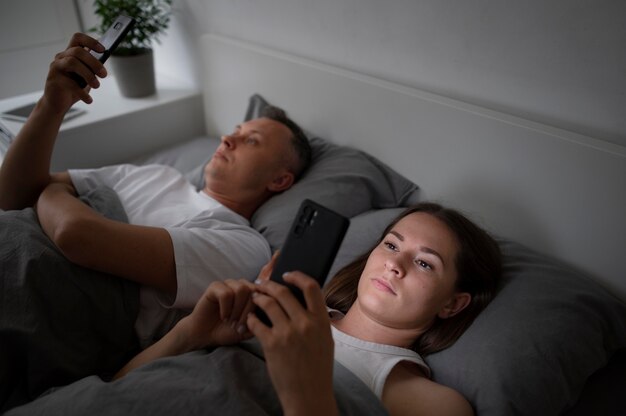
[425,238,626,416]
[244,94,418,250]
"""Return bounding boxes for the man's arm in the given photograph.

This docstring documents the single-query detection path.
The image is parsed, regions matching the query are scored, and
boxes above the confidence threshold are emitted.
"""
[0,33,106,210]
[36,182,177,295]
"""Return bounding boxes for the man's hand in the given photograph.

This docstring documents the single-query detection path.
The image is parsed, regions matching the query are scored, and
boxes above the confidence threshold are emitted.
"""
[0,33,106,211]
[42,32,107,112]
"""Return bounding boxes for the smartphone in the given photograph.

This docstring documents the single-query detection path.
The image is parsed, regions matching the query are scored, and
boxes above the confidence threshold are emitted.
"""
[72,15,135,87]
[255,199,350,326]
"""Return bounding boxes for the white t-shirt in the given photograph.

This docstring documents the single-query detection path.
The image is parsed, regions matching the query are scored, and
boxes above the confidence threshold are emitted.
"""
[329,309,431,399]
[69,164,271,346]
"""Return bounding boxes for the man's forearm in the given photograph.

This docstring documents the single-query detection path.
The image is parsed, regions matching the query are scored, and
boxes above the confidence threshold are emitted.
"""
[36,181,178,295]
[0,99,66,210]
[36,182,84,246]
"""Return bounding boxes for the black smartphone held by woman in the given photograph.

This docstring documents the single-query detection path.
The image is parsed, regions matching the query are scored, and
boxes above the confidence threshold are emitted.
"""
[255,199,350,326]
[72,15,135,87]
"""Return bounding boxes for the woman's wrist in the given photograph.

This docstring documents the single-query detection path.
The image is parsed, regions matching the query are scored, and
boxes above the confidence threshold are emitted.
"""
[278,386,339,416]
[170,316,217,353]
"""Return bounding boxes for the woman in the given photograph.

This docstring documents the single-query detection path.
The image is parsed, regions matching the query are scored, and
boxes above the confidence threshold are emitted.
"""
[115,202,502,415]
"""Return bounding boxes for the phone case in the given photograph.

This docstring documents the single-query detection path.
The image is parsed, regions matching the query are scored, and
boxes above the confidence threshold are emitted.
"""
[90,15,135,63]
[72,15,135,88]
[256,199,349,325]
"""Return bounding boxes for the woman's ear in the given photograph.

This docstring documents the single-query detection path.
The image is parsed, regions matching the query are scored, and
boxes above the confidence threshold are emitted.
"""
[267,170,295,192]
[438,292,471,319]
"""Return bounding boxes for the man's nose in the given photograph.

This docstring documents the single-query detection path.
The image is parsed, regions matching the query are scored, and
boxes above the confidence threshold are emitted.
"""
[221,134,237,149]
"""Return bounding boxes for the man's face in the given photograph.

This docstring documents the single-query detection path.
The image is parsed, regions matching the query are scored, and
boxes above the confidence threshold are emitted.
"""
[204,117,296,200]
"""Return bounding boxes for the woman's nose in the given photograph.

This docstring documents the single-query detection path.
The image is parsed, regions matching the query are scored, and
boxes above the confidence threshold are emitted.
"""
[384,258,405,278]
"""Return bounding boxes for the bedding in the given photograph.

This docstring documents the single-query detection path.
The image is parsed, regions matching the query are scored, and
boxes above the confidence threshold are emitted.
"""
[6,340,388,416]
[0,187,140,412]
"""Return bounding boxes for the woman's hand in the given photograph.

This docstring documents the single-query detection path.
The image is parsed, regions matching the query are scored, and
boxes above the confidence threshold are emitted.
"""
[115,278,258,379]
[176,279,258,351]
[247,271,338,416]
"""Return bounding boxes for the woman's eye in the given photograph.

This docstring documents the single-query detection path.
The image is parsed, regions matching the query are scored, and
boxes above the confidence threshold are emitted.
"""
[383,241,397,251]
[416,259,433,270]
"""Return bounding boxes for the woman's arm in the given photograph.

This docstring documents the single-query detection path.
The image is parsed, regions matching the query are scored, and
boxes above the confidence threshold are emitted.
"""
[114,255,278,379]
[114,278,258,379]
[382,362,474,416]
[247,272,338,416]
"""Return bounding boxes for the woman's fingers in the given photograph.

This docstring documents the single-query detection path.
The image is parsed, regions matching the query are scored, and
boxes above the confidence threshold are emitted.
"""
[257,250,280,282]
[250,271,326,326]
[283,271,327,315]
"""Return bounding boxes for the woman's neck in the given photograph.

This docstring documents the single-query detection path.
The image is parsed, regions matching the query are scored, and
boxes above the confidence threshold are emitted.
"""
[331,303,427,349]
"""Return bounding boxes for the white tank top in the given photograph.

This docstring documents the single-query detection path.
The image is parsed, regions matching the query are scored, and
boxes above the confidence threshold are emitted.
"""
[329,309,431,399]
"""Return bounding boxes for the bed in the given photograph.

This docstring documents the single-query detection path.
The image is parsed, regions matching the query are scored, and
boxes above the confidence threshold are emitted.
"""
[2,33,625,415]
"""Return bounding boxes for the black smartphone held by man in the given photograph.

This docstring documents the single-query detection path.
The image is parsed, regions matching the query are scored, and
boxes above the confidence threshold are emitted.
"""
[72,15,135,87]
[255,199,350,326]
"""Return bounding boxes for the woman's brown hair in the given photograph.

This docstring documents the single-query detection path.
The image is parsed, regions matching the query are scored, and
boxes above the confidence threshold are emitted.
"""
[323,202,502,355]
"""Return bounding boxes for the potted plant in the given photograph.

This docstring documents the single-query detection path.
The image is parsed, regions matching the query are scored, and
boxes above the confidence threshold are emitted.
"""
[91,0,173,97]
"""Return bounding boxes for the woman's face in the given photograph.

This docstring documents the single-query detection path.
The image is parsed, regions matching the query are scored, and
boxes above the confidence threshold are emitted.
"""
[356,212,465,331]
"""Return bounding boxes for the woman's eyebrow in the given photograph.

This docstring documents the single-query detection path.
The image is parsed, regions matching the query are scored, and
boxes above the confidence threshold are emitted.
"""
[421,247,445,266]
[390,230,445,265]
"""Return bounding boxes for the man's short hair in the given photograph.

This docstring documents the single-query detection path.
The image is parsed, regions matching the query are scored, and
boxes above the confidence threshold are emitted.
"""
[260,106,312,180]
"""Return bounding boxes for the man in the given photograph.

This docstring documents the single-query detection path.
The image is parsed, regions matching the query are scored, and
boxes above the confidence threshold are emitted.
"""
[0,33,310,407]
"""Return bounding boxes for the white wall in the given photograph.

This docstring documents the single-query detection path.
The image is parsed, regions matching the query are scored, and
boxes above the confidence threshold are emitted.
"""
[3,0,624,148]
[158,0,626,148]
[0,0,82,99]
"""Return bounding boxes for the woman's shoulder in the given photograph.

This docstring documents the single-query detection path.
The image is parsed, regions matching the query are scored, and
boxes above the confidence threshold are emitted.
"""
[382,361,474,416]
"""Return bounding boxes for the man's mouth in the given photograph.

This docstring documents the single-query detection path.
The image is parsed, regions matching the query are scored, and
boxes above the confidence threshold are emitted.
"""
[213,150,228,161]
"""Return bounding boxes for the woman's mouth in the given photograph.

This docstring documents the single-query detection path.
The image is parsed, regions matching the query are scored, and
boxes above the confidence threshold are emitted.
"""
[372,278,397,295]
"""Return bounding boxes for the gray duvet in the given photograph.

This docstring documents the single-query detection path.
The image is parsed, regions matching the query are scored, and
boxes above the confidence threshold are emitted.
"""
[7,340,387,415]
[0,187,140,411]
[0,187,387,415]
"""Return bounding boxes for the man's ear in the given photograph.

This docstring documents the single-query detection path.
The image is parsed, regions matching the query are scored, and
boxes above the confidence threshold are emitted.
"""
[267,170,295,192]
[438,292,471,319]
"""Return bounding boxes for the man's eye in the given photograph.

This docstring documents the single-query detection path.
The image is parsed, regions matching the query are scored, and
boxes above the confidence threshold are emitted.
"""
[246,137,258,144]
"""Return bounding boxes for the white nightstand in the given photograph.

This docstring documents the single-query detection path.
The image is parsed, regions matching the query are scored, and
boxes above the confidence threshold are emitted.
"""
[0,74,205,170]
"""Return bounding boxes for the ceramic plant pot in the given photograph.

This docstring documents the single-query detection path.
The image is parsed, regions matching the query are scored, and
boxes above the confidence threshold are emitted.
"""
[110,49,156,98]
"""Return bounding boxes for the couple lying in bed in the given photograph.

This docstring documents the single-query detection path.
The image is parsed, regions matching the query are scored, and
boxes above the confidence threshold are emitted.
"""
[0,33,502,415]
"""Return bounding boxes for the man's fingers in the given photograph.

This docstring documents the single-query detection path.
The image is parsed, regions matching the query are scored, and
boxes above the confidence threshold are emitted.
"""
[67,32,104,52]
